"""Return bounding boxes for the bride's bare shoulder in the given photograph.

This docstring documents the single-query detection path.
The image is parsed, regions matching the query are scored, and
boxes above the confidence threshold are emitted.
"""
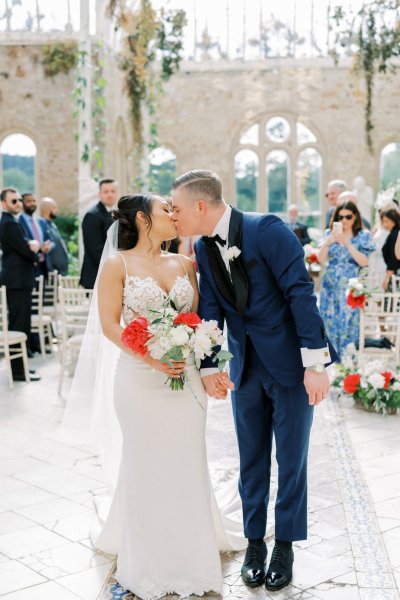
[100,255,125,277]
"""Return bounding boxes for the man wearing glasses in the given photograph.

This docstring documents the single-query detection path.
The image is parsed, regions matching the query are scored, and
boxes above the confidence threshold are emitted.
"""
[0,188,41,381]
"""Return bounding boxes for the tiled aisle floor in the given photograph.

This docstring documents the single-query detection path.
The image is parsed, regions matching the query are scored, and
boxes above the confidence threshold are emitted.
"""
[0,354,399,600]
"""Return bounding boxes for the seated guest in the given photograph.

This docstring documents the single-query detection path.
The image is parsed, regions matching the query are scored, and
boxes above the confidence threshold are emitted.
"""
[285,204,311,246]
[19,192,52,277]
[380,207,400,290]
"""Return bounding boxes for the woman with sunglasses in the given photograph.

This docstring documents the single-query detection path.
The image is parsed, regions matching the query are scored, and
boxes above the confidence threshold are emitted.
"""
[317,194,375,359]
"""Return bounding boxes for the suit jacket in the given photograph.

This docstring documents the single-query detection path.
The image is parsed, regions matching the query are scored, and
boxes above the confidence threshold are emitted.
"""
[285,221,311,246]
[195,209,338,388]
[44,220,69,275]
[80,202,113,288]
[0,212,37,289]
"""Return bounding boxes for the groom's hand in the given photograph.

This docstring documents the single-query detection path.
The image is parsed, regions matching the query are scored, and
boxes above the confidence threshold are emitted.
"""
[304,370,330,405]
[202,373,234,400]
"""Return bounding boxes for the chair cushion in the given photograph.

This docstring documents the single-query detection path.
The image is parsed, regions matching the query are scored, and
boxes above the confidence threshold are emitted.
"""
[0,331,27,344]
[31,314,52,325]
[66,334,84,347]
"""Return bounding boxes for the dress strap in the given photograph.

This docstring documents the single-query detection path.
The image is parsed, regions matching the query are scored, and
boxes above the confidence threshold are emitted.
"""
[119,253,128,278]
[177,253,188,276]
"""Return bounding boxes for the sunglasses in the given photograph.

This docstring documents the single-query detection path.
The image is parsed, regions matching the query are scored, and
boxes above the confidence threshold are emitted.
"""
[337,214,353,221]
[11,199,22,205]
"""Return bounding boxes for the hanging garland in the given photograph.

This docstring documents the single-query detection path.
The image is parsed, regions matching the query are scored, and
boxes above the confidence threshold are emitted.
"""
[107,0,186,179]
[329,1,400,153]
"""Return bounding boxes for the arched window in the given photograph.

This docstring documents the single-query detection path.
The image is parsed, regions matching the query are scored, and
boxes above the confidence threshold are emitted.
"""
[380,143,400,189]
[235,116,323,225]
[0,133,37,193]
[148,147,177,195]
[235,149,258,212]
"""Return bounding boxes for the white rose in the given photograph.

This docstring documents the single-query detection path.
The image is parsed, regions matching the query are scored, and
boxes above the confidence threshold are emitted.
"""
[303,244,314,257]
[169,325,190,347]
[367,373,386,389]
[147,339,166,360]
[348,277,359,286]
[355,283,364,291]
[193,331,213,359]
[391,381,400,391]
[223,246,241,262]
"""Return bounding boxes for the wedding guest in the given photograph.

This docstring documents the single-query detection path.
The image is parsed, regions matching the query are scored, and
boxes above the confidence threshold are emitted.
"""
[318,195,375,359]
[80,178,117,289]
[380,207,400,290]
[395,230,400,260]
[285,204,311,246]
[0,188,41,381]
[19,192,52,277]
[325,179,347,228]
[40,197,69,276]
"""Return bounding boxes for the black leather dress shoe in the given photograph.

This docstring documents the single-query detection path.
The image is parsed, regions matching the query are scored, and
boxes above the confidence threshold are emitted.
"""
[13,373,41,382]
[241,540,267,587]
[265,541,294,591]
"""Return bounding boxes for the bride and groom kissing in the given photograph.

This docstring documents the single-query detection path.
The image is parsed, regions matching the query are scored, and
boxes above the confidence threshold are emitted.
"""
[92,169,337,599]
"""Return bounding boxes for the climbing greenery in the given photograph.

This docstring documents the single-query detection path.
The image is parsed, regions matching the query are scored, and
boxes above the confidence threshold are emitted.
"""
[329,1,400,152]
[107,0,186,184]
[42,42,78,77]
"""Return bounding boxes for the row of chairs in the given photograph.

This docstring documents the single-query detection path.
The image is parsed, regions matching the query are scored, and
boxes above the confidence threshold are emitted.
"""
[0,273,92,391]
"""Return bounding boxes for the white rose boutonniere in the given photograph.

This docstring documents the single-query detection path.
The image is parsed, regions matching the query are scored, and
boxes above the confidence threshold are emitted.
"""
[223,245,241,262]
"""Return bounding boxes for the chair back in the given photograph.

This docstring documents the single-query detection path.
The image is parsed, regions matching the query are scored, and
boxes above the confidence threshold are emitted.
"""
[58,275,80,289]
[391,274,400,294]
[32,275,44,317]
[59,286,93,339]
[359,291,400,363]
[44,270,58,306]
[0,285,9,343]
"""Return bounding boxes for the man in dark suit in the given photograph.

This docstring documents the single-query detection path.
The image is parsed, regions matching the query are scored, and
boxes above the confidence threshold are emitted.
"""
[0,188,41,381]
[172,171,338,592]
[285,204,311,246]
[80,178,117,289]
[40,197,69,275]
[19,192,52,277]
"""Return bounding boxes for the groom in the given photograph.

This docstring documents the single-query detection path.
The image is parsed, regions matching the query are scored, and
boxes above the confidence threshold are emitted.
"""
[171,170,338,591]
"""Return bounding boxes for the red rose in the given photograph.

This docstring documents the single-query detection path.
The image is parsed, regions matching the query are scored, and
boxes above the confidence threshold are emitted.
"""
[343,373,361,394]
[308,253,319,264]
[381,371,393,390]
[121,317,152,356]
[347,290,366,310]
[173,312,202,330]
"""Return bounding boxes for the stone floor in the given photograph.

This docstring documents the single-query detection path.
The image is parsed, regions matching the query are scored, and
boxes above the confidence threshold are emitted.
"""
[0,352,399,600]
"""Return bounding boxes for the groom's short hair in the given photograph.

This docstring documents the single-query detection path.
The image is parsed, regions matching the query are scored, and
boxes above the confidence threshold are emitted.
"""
[173,170,223,205]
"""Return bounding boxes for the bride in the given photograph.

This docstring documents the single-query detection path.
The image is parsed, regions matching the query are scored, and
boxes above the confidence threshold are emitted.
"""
[88,193,244,599]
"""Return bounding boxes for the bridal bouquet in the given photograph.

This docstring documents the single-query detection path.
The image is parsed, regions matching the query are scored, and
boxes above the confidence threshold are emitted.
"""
[121,303,233,390]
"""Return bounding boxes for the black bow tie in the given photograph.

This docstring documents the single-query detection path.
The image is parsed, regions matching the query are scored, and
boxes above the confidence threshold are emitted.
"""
[207,233,226,246]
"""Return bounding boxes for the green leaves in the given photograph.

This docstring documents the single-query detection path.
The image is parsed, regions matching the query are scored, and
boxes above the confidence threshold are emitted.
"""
[212,349,234,372]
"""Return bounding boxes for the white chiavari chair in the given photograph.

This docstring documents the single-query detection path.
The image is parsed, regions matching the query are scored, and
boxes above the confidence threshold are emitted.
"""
[358,291,400,363]
[31,276,53,356]
[0,286,30,389]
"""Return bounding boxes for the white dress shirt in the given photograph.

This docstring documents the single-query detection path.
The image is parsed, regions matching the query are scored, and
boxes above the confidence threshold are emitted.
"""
[200,206,330,377]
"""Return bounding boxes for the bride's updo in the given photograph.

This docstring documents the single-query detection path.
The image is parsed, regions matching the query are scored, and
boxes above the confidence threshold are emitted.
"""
[112,194,155,250]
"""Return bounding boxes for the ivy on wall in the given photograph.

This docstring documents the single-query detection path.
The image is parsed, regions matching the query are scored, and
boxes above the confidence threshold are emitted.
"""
[329,1,400,153]
[107,0,186,185]
[42,42,78,77]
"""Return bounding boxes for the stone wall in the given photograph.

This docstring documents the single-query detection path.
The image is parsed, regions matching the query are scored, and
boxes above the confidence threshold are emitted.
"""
[1,42,400,216]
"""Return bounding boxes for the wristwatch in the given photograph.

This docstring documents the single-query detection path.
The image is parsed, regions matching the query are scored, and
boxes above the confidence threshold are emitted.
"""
[306,363,326,373]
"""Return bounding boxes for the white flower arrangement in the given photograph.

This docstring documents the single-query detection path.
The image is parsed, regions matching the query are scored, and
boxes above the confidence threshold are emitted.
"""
[223,245,241,262]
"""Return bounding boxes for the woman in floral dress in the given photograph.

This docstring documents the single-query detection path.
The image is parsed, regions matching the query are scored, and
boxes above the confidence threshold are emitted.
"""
[318,195,375,360]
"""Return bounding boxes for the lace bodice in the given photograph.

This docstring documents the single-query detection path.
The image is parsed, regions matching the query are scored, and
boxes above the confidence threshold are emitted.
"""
[122,273,194,326]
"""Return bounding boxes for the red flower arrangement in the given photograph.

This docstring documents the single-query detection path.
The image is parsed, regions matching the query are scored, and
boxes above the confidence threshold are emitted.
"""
[121,316,152,356]
[343,373,361,394]
[382,371,393,390]
[173,312,202,329]
[346,289,367,310]
[307,253,319,264]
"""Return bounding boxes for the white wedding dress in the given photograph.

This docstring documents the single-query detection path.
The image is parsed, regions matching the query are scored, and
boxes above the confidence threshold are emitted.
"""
[95,256,245,600]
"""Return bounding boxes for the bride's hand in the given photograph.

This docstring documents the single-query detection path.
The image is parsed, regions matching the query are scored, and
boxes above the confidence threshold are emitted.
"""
[146,355,186,378]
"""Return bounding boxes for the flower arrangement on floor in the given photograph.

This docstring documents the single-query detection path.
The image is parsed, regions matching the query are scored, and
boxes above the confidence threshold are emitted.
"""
[332,348,400,415]
[121,301,232,390]
[345,275,371,310]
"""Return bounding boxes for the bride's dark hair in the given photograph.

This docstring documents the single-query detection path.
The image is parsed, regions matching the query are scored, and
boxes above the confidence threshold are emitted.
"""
[112,194,155,250]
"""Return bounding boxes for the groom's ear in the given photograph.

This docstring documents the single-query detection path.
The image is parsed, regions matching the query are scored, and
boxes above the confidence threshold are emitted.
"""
[196,199,207,214]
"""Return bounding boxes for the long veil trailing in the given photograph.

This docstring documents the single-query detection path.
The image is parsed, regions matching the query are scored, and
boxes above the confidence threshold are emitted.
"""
[58,221,123,487]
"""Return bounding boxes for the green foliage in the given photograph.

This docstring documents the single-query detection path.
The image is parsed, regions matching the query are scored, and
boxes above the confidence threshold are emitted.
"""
[2,167,34,193]
[148,158,176,195]
[55,214,80,276]
[42,42,78,77]
[329,1,400,152]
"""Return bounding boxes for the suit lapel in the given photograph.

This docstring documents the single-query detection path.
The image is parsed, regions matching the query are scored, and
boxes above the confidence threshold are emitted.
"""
[203,237,236,308]
[228,208,249,316]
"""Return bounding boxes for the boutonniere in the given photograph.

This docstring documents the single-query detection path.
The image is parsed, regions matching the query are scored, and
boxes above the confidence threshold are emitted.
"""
[223,245,241,262]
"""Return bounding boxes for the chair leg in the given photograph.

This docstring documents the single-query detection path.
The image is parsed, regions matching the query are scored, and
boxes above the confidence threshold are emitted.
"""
[58,344,66,395]
[39,326,46,357]
[21,342,31,383]
[4,346,14,390]
[46,324,53,355]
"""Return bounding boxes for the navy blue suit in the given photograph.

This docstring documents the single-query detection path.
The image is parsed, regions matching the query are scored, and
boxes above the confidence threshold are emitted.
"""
[196,208,338,541]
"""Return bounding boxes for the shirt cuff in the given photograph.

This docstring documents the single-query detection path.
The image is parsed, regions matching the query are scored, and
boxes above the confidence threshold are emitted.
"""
[200,368,220,377]
[300,346,331,367]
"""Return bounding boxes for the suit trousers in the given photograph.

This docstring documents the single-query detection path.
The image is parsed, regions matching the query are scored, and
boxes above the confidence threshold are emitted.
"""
[231,336,314,541]
[6,288,32,379]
